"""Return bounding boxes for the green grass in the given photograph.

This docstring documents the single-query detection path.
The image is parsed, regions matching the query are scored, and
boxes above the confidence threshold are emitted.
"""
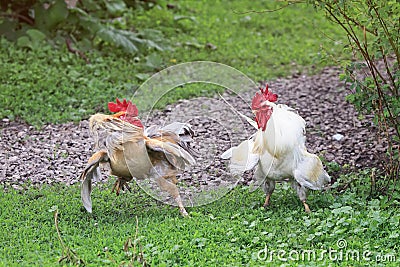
[1,172,399,266]
[140,0,346,78]
[0,0,347,127]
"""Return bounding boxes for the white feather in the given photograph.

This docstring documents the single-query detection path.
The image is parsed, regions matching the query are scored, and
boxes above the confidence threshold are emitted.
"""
[223,139,259,175]
[220,148,233,159]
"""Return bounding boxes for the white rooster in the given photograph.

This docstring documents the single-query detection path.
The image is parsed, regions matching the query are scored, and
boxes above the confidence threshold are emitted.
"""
[221,85,330,212]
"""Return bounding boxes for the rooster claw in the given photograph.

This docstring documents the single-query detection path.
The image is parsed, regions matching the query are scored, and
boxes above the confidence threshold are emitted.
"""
[303,201,311,213]
[179,208,189,217]
[123,183,132,193]
[112,178,131,196]
[263,194,271,209]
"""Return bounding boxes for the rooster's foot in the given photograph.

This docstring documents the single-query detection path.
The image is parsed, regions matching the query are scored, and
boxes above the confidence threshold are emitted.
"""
[174,196,189,217]
[263,194,271,208]
[302,201,311,213]
[112,179,131,196]
[179,208,189,217]
[111,180,120,195]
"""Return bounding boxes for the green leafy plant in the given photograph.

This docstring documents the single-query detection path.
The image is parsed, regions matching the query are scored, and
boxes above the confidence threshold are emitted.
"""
[308,0,400,195]
[0,0,168,59]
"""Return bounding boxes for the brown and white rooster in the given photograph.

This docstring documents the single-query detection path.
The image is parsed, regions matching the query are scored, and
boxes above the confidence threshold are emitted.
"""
[80,98,196,216]
[221,85,330,213]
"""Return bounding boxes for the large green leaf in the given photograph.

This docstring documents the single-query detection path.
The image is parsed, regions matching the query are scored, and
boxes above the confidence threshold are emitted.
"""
[26,29,46,43]
[34,1,69,31]
[16,36,32,49]
[103,0,127,15]
[96,27,138,53]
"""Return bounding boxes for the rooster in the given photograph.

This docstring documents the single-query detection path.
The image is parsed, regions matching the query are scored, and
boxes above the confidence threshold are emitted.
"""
[221,85,330,213]
[80,98,196,216]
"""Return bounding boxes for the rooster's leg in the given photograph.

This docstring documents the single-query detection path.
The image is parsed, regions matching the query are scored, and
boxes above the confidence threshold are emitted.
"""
[291,181,311,213]
[111,179,121,196]
[156,175,188,217]
[122,181,132,193]
[262,180,275,208]
[112,178,132,196]
[174,195,188,217]
[263,194,271,207]
[302,201,311,213]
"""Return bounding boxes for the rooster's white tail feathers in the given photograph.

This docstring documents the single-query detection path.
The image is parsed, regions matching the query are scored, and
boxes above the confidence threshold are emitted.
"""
[294,151,331,190]
[221,139,259,175]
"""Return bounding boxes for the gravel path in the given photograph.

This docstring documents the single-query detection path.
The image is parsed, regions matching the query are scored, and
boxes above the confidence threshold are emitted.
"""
[0,67,385,201]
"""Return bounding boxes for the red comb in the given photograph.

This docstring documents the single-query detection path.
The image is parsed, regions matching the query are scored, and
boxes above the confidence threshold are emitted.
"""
[107,98,143,128]
[251,85,278,110]
[260,84,278,102]
[108,98,139,117]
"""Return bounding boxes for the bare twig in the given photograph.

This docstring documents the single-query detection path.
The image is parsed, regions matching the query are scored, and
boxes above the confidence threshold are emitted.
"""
[232,1,304,15]
[380,46,397,96]
[325,2,377,36]
[66,38,90,64]
[0,11,34,25]
[336,178,355,193]
[123,216,148,266]
[368,0,400,66]
[54,208,84,265]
